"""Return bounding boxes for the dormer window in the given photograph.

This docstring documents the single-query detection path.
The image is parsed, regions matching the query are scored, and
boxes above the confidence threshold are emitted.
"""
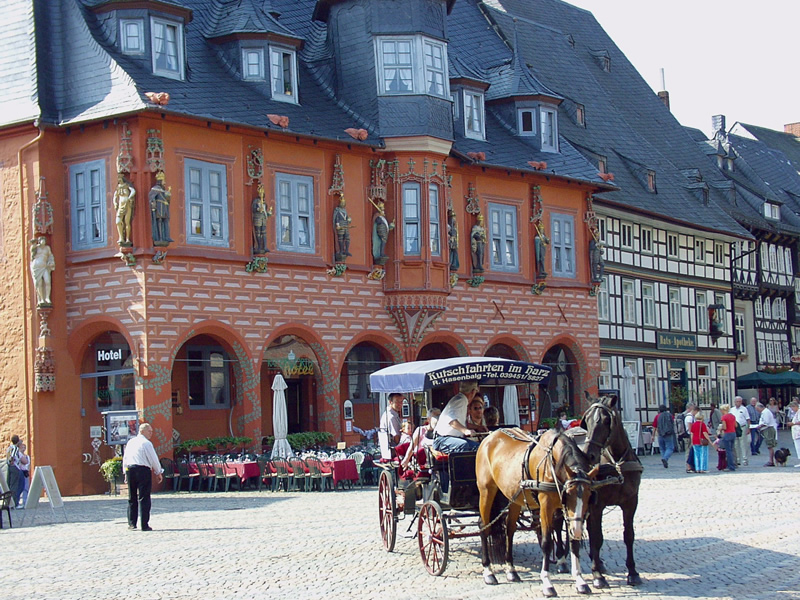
[464,91,485,140]
[375,36,449,98]
[151,17,184,80]
[576,104,585,127]
[598,157,607,173]
[764,202,780,220]
[540,107,558,152]
[518,109,535,136]
[647,170,657,192]
[270,46,298,103]
[120,19,144,55]
[242,48,265,81]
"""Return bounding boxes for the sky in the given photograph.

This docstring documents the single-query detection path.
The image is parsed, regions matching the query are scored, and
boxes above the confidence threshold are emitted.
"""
[564,0,800,136]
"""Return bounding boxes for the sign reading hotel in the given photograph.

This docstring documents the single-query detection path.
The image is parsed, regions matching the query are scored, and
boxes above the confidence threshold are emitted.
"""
[657,332,697,352]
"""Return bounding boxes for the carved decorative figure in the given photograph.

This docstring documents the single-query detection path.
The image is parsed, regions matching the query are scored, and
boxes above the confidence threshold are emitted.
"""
[447,208,459,271]
[30,236,55,307]
[252,183,271,255]
[34,346,55,392]
[333,195,352,262]
[146,129,165,173]
[589,238,605,283]
[113,174,136,246]
[33,177,53,235]
[149,171,173,247]
[371,199,394,265]
[535,222,550,278]
[470,213,487,274]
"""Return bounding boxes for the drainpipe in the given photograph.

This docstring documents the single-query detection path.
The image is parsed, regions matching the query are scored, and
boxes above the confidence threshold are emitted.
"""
[17,122,44,449]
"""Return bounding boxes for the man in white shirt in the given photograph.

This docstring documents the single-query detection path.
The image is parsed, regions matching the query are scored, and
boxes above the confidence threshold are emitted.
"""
[433,380,481,454]
[380,394,403,446]
[730,396,751,466]
[122,423,164,531]
[756,403,779,467]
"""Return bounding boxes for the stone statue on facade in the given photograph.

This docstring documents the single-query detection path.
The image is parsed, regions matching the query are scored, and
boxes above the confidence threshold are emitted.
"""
[447,208,459,271]
[534,222,550,278]
[149,171,173,246]
[371,199,394,265]
[332,195,352,262]
[252,183,271,255]
[30,236,55,307]
[113,174,135,246]
[470,213,487,274]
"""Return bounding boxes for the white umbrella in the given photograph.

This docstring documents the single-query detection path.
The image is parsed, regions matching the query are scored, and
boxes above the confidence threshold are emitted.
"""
[502,385,520,426]
[271,373,293,459]
[621,366,636,421]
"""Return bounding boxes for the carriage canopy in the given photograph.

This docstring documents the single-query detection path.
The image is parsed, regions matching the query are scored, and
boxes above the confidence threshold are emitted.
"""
[369,357,552,394]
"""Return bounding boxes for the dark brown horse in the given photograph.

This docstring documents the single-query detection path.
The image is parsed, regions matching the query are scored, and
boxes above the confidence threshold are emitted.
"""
[580,395,643,587]
[476,428,599,597]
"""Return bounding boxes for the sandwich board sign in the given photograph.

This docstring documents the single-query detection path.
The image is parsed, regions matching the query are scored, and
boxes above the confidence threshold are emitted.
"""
[22,466,67,525]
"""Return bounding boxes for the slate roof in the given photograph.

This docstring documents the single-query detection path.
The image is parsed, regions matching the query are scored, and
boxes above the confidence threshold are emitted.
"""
[0,0,40,126]
[204,0,300,41]
[733,123,800,178]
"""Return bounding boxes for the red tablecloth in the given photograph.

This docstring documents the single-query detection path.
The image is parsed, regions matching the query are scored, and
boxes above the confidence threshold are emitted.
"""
[328,459,358,488]
[187,461,260,487]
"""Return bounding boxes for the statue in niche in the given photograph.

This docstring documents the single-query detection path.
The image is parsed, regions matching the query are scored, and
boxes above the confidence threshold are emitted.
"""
[149,171,173,247]
[534,222,550,278]
[252,183,272,255]
[30,236,55,307]
[470,213,487,274]
[589,238,605,283]
[447,209,459,271]
[332,195,352,262]
[371,199,394,265]
[113,174,136,246]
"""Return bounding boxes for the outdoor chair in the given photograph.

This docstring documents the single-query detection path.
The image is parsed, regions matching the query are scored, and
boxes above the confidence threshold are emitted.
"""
[159,457,178,491]
[257,456,274,492]
[306,457,332,491]
[213,458,238,492]
[196,458,215,491]
[288,457,310,491]
[176,460,199,492]
[349,451,365,488]
[272,458,292,492]
[0,491,13,529]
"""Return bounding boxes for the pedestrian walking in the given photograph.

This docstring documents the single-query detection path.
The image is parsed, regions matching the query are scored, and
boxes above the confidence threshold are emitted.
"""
[122,423,163,531]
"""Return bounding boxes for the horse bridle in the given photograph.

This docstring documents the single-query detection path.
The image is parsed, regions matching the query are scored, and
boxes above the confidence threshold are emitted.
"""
[582,401,619,456]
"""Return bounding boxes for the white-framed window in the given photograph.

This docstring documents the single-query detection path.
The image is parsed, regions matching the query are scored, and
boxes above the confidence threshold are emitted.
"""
[551,213,575,278]
[376,36,449,98]
[795,280,800,305]
[518,109,535,136]
[696,291,708,333]
[70,159,107,250]
[187,346,230,409]
[755,297,763,319]
[186,158,228,247]
[151,17,184,80]
[276,172,314,253]
[622,279,636,324]
[667,233,679,258]
[764,202,780,220]
[597,218,607,243]
[642,282,656,327]
[464,90,485,140]
[783,341,791,363]
[695,239,705,263]
[597,277,609,321]
[451,92,459,119]
[620,222,633,249]
[757,339,766,363]
[773,298,782,321]
[716,364,731,405]
[120,19,144,54]
[640,227,653,253]
[735,311,746,353]
[644,361,658,408]
[785,247,794,274]
[488,203,519,272]
[270,46,298,103]
[540,107,558,152]
[769,244,778,272]
[760,242,769,272]
[778,246,786,274]
[598,357,612,390]
[738,240,750,270]
[766,341,775,363]
[242,48,265,81]
[697,363,711,397]
[429,184,441,256]
[764,298,772,320]
[669,287,682,330]
[402,182,421,255]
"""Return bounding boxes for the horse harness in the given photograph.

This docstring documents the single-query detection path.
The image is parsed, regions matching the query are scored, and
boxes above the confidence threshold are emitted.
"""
[583,401,643,480]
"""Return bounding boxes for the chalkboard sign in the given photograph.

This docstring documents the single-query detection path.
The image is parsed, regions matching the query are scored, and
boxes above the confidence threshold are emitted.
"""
[23,466,67,524]
[622,421,641,452]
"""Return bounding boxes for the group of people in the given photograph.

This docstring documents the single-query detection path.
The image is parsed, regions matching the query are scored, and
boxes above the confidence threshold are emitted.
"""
[654,395,799,473]
[4,434,30,509]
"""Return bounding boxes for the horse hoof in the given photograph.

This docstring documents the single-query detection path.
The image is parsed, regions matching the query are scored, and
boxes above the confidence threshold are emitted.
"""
[576,584,592,595]
[627,573,642,586]
[484,574,498,586]
[593,577,609,589]
[557,563,569,574]
[543,587,558,598]
[506,571,521,583]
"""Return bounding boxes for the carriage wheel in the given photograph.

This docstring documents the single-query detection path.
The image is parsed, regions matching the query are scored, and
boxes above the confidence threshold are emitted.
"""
[378,470,397,552]
[418,501,449,576]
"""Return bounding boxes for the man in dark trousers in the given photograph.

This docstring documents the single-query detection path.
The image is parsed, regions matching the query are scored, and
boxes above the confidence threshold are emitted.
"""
[122,423,163,531]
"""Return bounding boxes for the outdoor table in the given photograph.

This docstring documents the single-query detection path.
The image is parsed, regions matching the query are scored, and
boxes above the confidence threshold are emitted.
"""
[327,458,358,489]
[187,461,260,489]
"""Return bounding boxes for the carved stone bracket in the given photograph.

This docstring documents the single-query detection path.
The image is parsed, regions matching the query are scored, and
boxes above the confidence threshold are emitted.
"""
[152,250,168,264]
[117,122,133,175]
[34,346,55,392]
[367,266,385,280]
[466,275,484,288]
[119,250,137,266]
[33,177,53,235]
[531,282,547,295]
[385,294,448,350]
[327,263,347,277]
[38,308,52,338]
[449,273,459,288]
[245,256,269,273]
[247,147,264,185]
[146,129,165,173]
[588,282,601,297]
[465,183,481,215]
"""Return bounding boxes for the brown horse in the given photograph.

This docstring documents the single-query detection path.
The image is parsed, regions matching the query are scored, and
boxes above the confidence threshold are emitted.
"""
[580,394,643,587]
[476,428,599,597]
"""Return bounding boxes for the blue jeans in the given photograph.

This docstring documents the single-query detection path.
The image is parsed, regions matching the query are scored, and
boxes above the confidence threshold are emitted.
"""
[433,435,479,454]
[721,432,737,470]
[693,444,709,471]
[751,428,763,454]
[659,435,675,462]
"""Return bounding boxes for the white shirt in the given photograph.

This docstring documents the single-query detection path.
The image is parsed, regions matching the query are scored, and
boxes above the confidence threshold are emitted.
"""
[684,412,695,431]
[730,404,750,427]
[122,433,164,475]
[759,408,778,433]
[380,407,401,439]
[435,393,469,438]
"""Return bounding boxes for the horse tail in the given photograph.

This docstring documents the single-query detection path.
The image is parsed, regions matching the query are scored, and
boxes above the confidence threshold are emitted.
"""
[485,491,508,565]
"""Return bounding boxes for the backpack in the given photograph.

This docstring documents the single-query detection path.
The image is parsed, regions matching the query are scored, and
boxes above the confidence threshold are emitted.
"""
[657,412,674,437]
[674,412,688,439]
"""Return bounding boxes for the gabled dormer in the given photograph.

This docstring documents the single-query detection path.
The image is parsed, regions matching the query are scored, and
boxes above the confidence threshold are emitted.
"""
[449,55,489,141]
[89,0,193,81]
[205,0,304,102]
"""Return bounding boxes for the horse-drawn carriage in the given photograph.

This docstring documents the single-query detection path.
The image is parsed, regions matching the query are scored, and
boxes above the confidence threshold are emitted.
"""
[370,358,642,596]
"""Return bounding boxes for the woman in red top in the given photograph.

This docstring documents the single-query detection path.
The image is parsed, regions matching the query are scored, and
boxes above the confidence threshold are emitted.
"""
[719,404,738,471]
[691,412,712,472]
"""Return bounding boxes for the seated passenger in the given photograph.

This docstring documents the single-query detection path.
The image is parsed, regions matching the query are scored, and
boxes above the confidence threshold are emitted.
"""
[400,408,440,470]
[467,398,488,433]
[433,380,482,454]
[398,421,413,446]
[484,405,500,430]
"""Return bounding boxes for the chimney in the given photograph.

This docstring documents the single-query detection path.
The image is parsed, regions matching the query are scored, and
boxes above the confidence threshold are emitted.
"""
[785,122,800,137]
[657,68,670,110]
[712,114,726,136]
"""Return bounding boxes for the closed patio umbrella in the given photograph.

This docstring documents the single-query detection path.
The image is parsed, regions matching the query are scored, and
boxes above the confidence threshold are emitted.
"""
[621,366,636,421]
[271,373,293,459]
[502,385,520,426]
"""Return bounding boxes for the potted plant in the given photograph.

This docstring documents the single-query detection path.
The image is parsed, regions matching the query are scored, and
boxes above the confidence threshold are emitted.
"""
[100,456,124,495]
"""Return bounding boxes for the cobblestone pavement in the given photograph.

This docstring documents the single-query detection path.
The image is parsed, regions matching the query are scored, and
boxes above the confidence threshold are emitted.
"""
[3,432,800,600]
